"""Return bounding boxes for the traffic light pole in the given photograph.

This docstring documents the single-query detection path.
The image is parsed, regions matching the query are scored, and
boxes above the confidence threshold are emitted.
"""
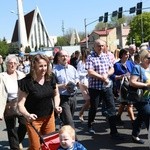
[141,14,144,43]
[84,18,98,48]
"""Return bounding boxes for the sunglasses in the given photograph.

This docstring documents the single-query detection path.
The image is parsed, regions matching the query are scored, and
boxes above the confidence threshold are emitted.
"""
[147,57,150,60]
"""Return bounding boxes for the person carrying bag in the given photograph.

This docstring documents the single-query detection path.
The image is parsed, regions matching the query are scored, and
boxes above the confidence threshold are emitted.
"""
[129,49,150,144]
[0,55,27,150]
[127,65,144,103]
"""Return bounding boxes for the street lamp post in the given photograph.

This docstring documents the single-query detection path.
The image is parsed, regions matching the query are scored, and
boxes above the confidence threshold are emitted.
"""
[84,19,88,49]
[84,18,98,49]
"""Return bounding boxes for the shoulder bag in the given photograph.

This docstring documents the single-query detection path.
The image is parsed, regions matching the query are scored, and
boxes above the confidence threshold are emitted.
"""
[127,66,144,102]
[4,98,22,118]
[120,76,130,101]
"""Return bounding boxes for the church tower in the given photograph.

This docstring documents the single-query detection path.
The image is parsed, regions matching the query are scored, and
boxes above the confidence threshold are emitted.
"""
[16,0,28,52]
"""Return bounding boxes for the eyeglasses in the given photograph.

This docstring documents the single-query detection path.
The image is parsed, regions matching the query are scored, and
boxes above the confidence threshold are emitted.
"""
[147,57,150,60]
[60,55,68,58]
[97,45,104,47]
[8,62,18,65]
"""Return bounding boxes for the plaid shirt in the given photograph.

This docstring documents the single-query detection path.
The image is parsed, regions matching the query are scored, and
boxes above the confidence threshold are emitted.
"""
[86,50,113,90]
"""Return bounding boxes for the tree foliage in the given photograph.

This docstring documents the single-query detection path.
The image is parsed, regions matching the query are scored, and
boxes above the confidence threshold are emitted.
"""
[55,36,69,46]
[55,28,85,46]
[127,12,150,46]
[0,38,9,57]
[8,43,19,54]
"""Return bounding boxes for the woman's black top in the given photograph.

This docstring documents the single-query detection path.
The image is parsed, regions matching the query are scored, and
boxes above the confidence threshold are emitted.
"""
[18,73,56,118]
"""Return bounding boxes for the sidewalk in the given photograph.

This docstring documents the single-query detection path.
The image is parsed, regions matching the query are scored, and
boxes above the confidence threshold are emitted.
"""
[0,94,150,150]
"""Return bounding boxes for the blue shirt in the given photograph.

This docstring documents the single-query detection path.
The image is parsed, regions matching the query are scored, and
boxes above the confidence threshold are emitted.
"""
[58,141,87,150]
[53,64,79,95]
[131,65,150,101]
[111,60,134,90]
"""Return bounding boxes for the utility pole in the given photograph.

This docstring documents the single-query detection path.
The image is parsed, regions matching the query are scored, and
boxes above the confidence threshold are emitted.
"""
[84,18,88,48]
[84,18,98,49]
[62,20,65,36]
[140,0,144,43]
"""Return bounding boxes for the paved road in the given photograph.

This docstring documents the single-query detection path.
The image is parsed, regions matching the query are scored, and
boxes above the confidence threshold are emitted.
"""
[0,93,150,150]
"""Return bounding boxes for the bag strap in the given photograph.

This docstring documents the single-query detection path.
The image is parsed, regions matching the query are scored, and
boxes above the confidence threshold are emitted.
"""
[139,65,143,82]
[30,123,48,148]
[120,76,125,87]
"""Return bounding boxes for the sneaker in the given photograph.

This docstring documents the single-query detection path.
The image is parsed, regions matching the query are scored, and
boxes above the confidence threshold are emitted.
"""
[88,127,95,134]
[111,133,124,140]
[132,136,144,144]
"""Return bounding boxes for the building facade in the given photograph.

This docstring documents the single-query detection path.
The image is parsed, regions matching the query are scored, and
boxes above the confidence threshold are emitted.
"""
[11,7,54,52]
[80,24,130,52]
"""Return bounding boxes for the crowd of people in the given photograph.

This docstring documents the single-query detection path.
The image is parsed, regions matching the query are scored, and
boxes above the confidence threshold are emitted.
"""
[0,38,150,149]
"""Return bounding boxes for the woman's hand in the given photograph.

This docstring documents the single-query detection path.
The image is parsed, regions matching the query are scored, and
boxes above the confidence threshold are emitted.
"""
[54,106,62,114]
[26,114,38,122]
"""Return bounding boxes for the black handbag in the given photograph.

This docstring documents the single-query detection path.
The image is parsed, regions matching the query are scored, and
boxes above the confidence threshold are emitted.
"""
[4,98,22,118]
[127,66,144,102]
[120,76,130,101]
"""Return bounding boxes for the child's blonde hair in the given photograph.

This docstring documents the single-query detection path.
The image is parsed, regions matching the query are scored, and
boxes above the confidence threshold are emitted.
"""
[59,125,75,140]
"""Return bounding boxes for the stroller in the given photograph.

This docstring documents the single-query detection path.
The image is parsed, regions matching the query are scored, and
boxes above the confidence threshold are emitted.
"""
[31,123,60,150]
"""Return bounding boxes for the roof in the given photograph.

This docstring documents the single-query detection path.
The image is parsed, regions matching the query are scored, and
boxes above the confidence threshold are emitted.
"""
[93,29,113,36]
[80,29,113,43]
[11,10,35,42]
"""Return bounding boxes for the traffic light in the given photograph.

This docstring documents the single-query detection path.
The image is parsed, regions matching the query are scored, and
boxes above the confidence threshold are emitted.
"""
[104,12,108,23]
[99,16,103,22]
[118,7,123,19]
[129,7,136,14]
[112,10,118,17]
[136,2,142,15]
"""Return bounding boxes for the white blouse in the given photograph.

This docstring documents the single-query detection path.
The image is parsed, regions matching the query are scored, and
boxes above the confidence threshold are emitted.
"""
[77,60,88,86]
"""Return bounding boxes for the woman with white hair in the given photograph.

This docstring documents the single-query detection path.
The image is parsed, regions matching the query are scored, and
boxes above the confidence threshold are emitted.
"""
[0,55,26,150]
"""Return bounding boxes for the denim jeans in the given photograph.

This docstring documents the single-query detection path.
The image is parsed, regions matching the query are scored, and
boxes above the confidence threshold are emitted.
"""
[88,87,117,134]
[132,102,150,137]
[60,95,77,128]
[4,115,26,150]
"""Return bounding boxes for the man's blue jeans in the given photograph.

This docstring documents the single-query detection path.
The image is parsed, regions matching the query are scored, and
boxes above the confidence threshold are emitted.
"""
[88,87,117,134]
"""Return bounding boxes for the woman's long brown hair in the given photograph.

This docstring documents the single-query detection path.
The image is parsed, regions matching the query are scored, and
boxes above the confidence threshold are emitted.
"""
[30,54,52,81]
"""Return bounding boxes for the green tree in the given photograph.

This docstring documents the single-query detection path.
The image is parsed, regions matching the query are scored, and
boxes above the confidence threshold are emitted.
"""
[55,36,69,46]
[8,43,19,54]
[25,46,31,53]
[127,12,150,46]
[0,38,9,57]
[56,28,84,46]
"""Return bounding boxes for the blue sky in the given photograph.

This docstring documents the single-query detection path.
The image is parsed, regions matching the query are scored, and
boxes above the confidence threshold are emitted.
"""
[1,0,150,41]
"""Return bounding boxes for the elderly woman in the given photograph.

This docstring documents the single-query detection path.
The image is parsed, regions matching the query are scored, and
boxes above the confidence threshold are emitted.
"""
[0,55,26,150]
[129,49,150,144]
[18,54,62,150]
